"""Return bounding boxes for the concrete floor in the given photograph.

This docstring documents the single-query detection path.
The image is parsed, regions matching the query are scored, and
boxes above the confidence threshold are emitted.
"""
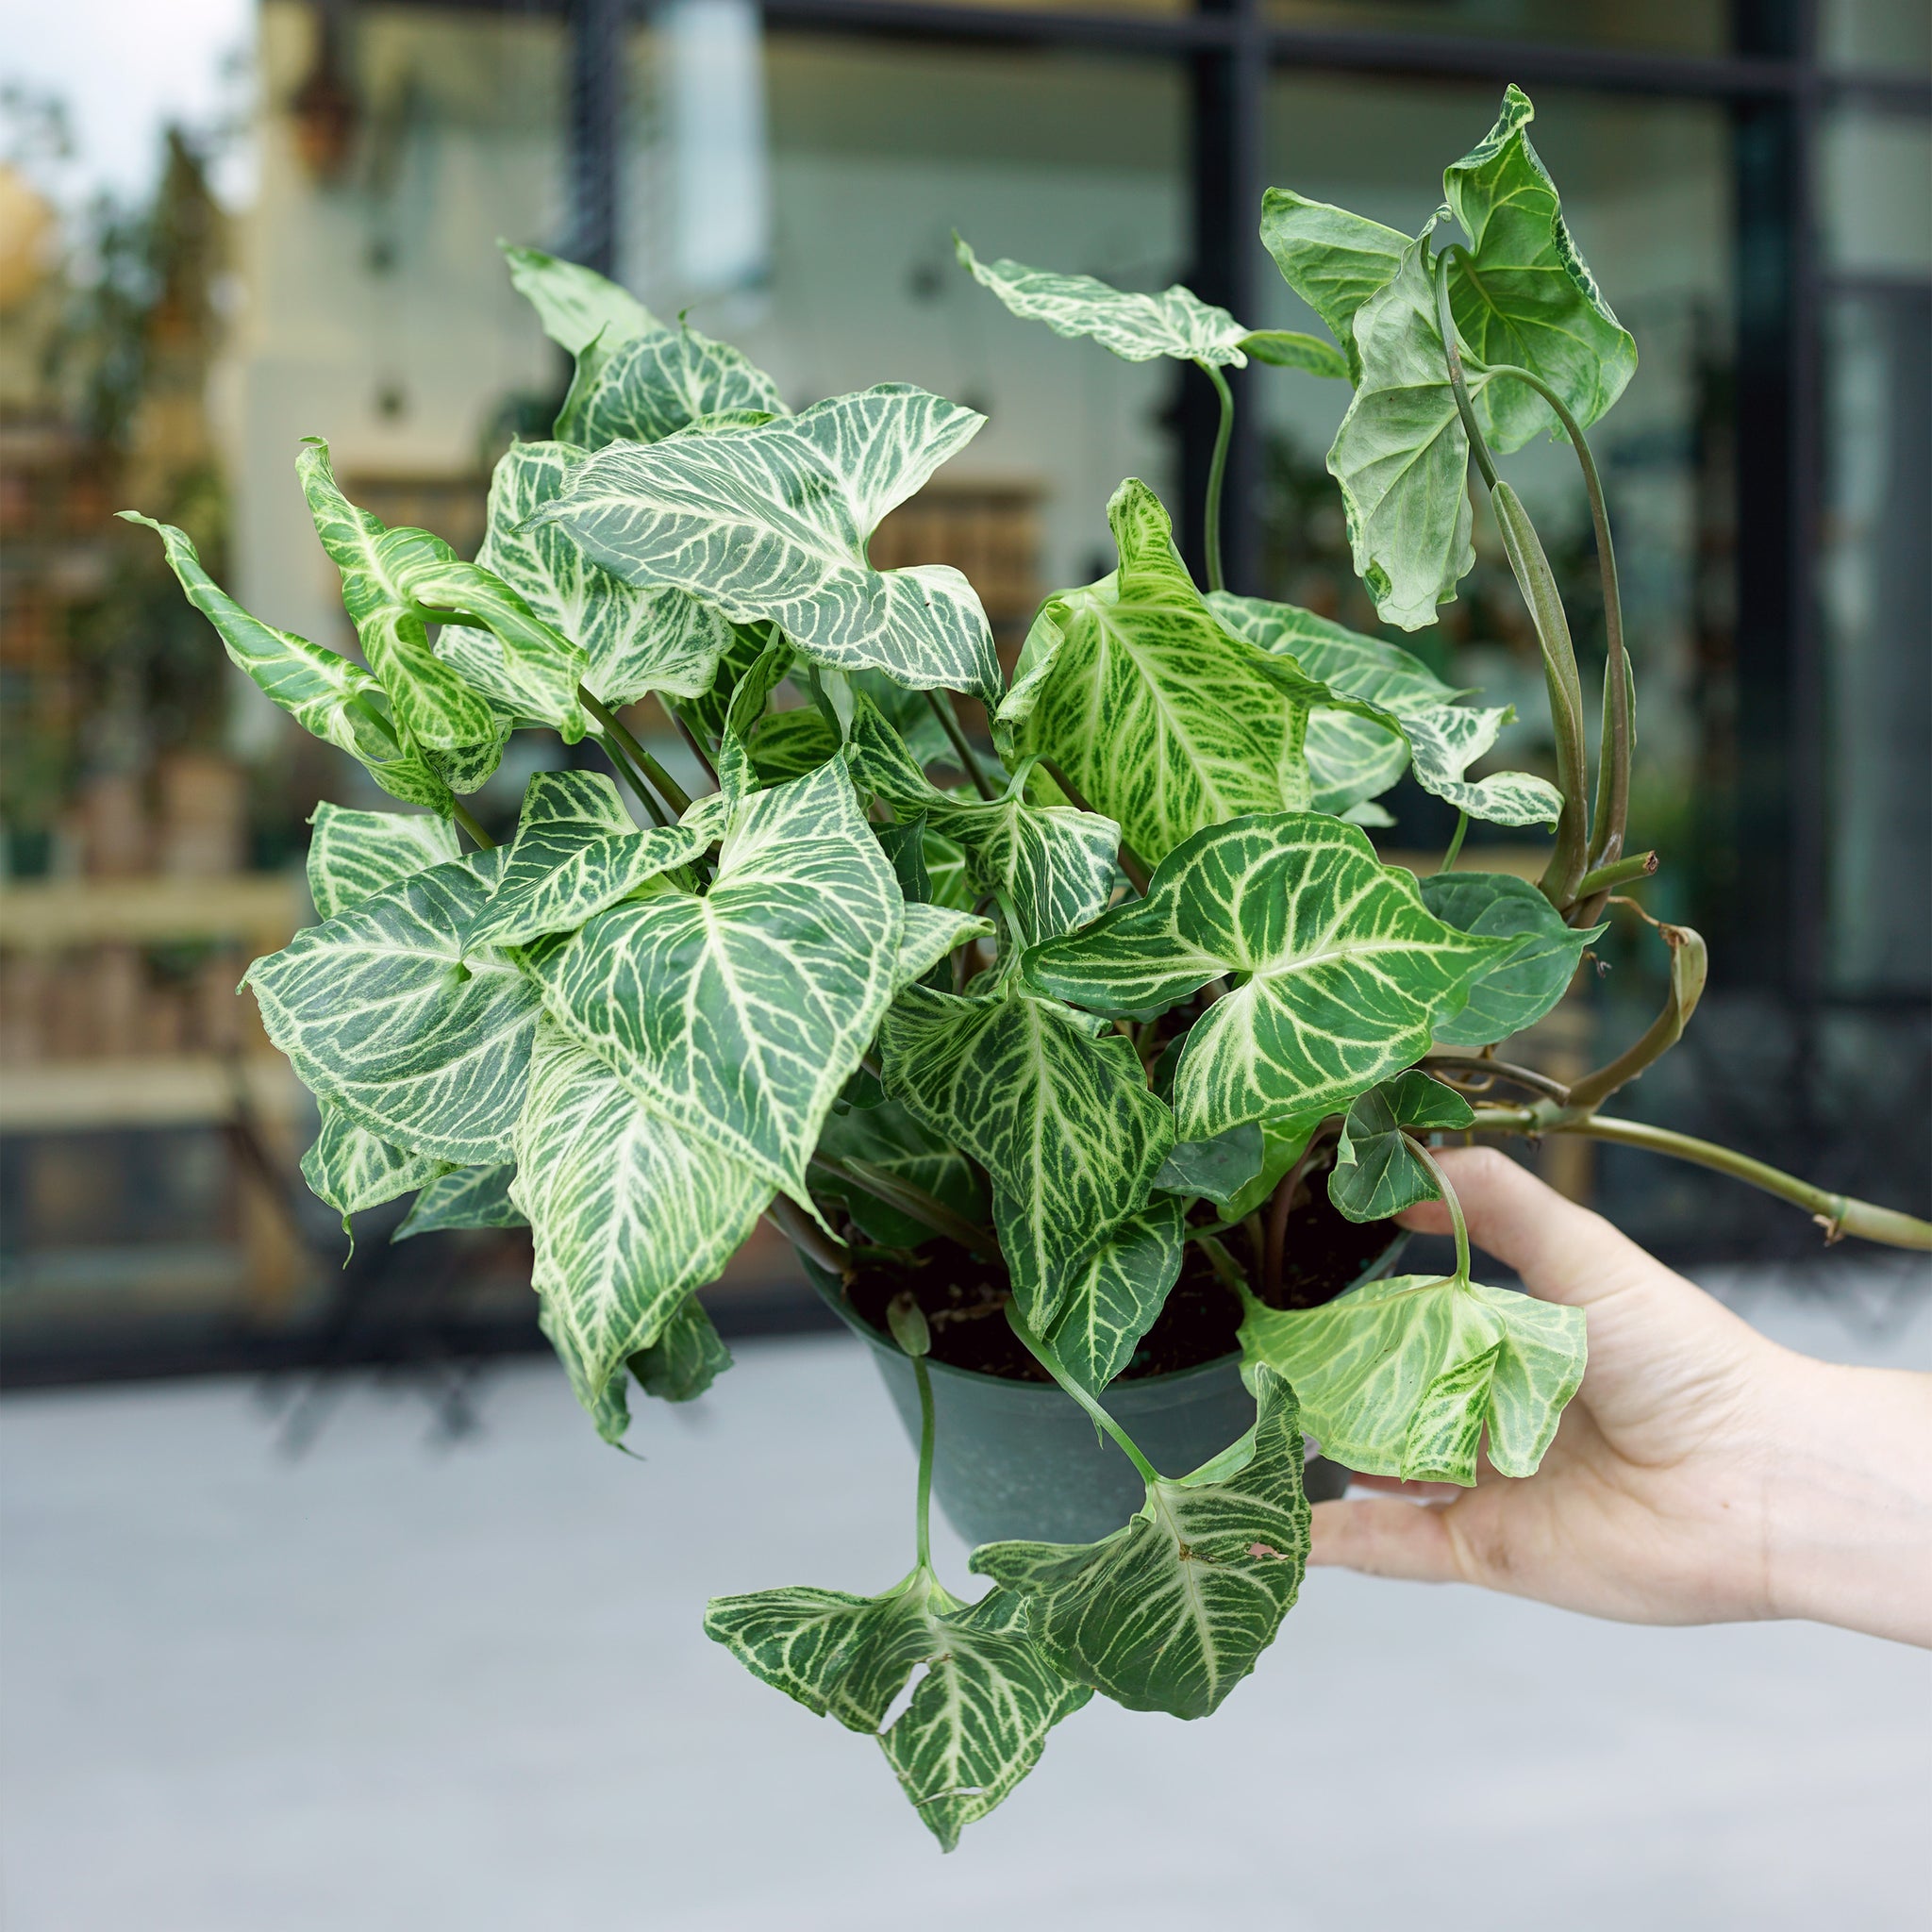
[4,1271,1929,1931]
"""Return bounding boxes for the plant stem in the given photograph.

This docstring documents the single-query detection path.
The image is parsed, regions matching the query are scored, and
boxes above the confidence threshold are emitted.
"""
[1434,257,1499,491]
[668,706,722,791]
[1563,921,1707,1112]
[596,730,671,826]
[911,1354,936,1571]
[1401,1133,1470,1281]
[1262,1129,1326,1305]
[1423,1051,1572,1106]
[1039,758,1152,894]
[765,1197,848,1274]
[1435,810,1469,875]
[1482,361,1632,873]
[925,690,995,801]
[1463,1108,1932,1251]
[450,800,495,850]
[1574,850,1657,900]
[579,688,693,817]
[1007,1301,1163,1487]
[807,1153,1000,1259]
[1201,359,1235,595]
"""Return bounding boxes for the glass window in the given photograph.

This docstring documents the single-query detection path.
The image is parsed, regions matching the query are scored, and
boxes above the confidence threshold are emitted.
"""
[1821,106,1932,278]
[1265,0,1728,58]
[1821,0,1932,74]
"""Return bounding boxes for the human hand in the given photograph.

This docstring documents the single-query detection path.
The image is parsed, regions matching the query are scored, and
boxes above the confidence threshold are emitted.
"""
[1308,1146,1932,1645]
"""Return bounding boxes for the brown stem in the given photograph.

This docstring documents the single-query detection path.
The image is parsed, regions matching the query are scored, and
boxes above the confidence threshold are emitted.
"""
[766,1197,848,1275]
[1261,1126,1329,1305]
[1423,1052,1572,1106]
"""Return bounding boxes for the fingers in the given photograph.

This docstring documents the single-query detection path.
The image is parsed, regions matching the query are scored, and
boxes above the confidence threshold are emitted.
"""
[1392,1145,1653,1309]
[1307,1497,1462,1584]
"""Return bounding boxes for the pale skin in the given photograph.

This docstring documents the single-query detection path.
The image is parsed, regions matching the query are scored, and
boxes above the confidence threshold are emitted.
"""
[1310,1147,1932,1647]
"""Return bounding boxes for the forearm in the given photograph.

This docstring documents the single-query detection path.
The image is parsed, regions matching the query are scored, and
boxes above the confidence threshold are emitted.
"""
[1764,1355,1932,1646]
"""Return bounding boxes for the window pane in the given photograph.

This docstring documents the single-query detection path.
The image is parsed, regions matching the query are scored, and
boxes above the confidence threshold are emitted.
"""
[1821,108,1932,277]
[1821,0,1932,74]
[1264,0,1727,58]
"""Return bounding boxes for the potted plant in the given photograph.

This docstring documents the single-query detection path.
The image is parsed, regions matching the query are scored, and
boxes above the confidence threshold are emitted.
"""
[131,84,1929,1850]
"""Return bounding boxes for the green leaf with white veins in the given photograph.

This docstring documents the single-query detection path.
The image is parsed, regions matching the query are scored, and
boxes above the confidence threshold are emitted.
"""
[1326,218,1477,631]
[1258,188,1408,374]
[631,1294,732,1403]
[393,1163,525,1241]
[301,1099,449,1231]
[535,386,1003,704]
[1328,1071,1474,1223]
[997,481,1311,866]
[1026,814,1508,1142]
[816,1095,986,1249]
[970,1364,1309,1719]
[1212,591,1560,828]
[120,515,456,814]
[1043,1196,1185,1392]
[879,983,1173,1327]
[466,441,732,706]
[1421,872,1606,1047]
[515,1020,771,1440]
[1443,86,1638,454]
[296,440,588,743]
[575,320,788,447]
[306,803,460,922]
[848,697,1119,946]
[956,237,1254,367]
[245,851,543,1165]
[893,904,995,992]
[501,241,657,358]
[1239,1272,1586,1484]
[465,772,727,953]
[532,759,903,1214]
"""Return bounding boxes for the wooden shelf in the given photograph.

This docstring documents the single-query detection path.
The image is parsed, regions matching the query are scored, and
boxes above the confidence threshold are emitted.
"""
[0,873,304,953]
[0,1054,306,1133]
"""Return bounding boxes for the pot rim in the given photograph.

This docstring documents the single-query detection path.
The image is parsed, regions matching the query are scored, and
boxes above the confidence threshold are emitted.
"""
[806,1226,1408,1397]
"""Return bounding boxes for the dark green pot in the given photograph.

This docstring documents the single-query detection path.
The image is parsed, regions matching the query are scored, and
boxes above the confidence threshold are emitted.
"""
[808,1233,1406,1548]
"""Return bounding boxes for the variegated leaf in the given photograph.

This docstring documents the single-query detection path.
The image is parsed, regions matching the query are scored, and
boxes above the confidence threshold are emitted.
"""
[501,241,658,357]
[296,439,587,743]
[1042,1196,1186,1391]
[955,237,1253,367]
[747,708,841,786]
[997,481,1309,865]
[575,320,788,447]
[515,1020,771,1440]
[815,1094,986,1250]
[532,759,903,1212]
[1420,871,1606,1046]
[121,515,456,813]
[1241,330,1350,379]
[1443,86,1637,454]
[465,772,726,954]
[466,441,732,706]
[392,1163,525,1241]
[631,1294,732,1403]
[1239,1272,1586,1483]
[300,1099,449,1231]
[849,697,1118,946]
[1328,1071,1474,1223]
[1258,188,1408,375]
[1152,1122,1264,1206]
[1213,591,1561,827]
[306,803,460,921]
[535,386,1003,704]
[1326,218,1477,631]
[893,903,994,992]
[1026,814,1508,1141]
[879,983,1173,1327]
[970,1365,1308,1719]
[245,851,542,1165]
[1219,1111,1330,1223]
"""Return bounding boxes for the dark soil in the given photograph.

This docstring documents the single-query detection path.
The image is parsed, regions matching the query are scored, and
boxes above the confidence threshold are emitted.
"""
[840,1144,1401,1383]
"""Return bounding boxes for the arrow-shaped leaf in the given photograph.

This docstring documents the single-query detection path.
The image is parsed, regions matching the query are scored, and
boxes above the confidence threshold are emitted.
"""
[1328,1071,1474,1223]
[300,1099,449,1231]
[514,1019,772,1440]
[532,759,904,1212]
[631,1294,733,1403]
[1026,813,1509,1141]
[1420,871,1606,1046]
[501,240,657,358]
[997,481,1311,866]
[465,772,727,953]
[1258,188,1408,375]
[1042,1196,1186,1391]
[880,983,1174,1326]
[246,851,543,1164]
[1443,85,1638,454]
[306,803,461,921]
[849,696,1119,946]
[393,1162,525,1241]
[1239,1271,1586,1483]
[121,515,457,813]
[956,237,1254,366]
[574,319,788,447]
[537,386,1003,704]
[970,1364,1309,1719]
[466,441,733,706]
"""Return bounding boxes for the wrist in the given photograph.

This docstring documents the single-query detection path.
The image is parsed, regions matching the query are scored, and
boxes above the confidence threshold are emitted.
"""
[1761,1352,1932,1645]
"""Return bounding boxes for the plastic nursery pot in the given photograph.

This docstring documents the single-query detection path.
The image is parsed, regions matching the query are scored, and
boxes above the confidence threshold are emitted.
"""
[807,1233,1407,1548]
